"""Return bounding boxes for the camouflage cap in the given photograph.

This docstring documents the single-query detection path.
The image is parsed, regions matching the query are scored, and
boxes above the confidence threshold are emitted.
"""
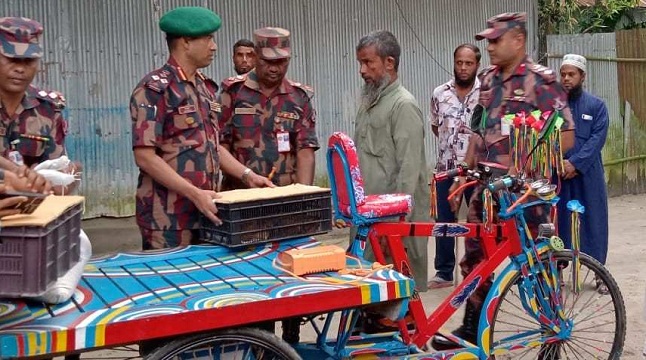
[254,27,291,60]
[475,12,527,41]
[0,17,44,59]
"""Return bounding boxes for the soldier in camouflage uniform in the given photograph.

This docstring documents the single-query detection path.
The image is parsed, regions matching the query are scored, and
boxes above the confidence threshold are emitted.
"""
[0,17,68,191]
[131,7,272,250]
[218,27,319,190]
[432,13,576,350]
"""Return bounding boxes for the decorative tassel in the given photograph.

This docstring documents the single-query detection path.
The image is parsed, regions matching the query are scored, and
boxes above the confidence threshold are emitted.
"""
[567,200,585,294]
[571,210,581,293]
[482,188,494,231]
[507,110,565,177]
[430,177,438,219]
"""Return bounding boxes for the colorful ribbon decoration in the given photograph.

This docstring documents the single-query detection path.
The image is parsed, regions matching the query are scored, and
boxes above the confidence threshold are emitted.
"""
[430,176,438,219]
[483,188,494,231]
[505,110,565,177]
[567,200,586,293]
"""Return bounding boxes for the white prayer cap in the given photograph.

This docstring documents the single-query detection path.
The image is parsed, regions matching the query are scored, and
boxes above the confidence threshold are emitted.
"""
[561,54,587,73]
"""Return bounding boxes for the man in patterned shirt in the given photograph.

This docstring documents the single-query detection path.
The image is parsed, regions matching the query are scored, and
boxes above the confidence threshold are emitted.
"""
[429,44,481,289]
[432,12,575,350]
[0,17,70,193]
[131,7,272,250]
[218,27,319,189]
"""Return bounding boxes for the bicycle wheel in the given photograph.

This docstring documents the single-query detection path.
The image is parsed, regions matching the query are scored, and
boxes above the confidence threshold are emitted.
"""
[144,327,301,360]
[487,251,625,359]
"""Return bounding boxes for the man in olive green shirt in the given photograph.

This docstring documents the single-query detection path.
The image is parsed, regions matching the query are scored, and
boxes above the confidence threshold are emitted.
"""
[354,30,430,293]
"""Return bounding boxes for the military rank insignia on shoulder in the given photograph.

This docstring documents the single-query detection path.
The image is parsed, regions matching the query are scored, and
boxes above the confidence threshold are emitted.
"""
[528,63,556,83]
[288,80,314,98]
[478,66,497,80]
[221,74,247,91]
[37,89,66,110]
[145,71,171,93]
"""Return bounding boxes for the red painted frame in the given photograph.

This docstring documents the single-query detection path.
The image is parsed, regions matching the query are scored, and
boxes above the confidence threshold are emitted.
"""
[35,284,408,358]
[367,218,523,348]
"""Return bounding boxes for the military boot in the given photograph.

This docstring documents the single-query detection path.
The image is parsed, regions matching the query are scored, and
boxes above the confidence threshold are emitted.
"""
[431,300,481,350]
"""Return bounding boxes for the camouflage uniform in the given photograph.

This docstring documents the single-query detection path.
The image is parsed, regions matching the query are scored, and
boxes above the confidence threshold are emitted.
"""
[0,86,67,167]
[218,27,319,188]
[463,13,575,307]
[130,57,220,249]
[0,17,68,167]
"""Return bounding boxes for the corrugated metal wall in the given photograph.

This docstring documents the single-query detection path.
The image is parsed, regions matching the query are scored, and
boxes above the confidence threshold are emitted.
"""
[547,31,646,196]
[2,0,536,218]
[546,33,623,194]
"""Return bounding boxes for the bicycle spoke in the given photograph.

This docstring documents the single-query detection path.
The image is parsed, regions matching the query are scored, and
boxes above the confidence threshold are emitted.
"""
[507,342,542,359]
[490,253,624,360]
[573,320,617,333]
[572,299,614,324]
[563,268,591,317]
[495,322,537,332]
[563,341,586,360]
[495,314,539,330]
[567,336,609,358]
[495,332,543,346]
[568,335,613,351]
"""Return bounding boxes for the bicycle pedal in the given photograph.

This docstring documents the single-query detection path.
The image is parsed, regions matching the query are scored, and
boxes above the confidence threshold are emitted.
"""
[549,236,564,251]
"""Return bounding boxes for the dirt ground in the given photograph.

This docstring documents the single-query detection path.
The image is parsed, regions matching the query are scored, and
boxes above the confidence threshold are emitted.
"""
[75,193,646,359]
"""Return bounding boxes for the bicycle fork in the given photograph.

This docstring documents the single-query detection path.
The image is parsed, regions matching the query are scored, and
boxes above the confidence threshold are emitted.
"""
[516,246,572,342]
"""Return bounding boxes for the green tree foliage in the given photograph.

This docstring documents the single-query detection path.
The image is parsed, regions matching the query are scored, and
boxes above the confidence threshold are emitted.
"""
[539,0,639,35]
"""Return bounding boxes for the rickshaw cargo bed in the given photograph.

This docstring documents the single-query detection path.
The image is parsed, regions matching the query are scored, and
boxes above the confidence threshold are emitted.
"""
[200,185,332,247]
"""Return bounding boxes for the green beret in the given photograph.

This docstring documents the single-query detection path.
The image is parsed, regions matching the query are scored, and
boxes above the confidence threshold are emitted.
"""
[159,7,222,37]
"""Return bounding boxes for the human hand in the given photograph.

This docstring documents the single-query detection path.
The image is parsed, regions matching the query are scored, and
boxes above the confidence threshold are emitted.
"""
[190,189,222,225]
[248,173,275,188]
[0,185,28,218]
[13,166,52,193]
[10,168,50,194]
[563,160,577,180]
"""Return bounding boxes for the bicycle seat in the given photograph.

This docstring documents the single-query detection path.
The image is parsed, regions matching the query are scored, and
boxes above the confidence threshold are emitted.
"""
[326,132,412,226]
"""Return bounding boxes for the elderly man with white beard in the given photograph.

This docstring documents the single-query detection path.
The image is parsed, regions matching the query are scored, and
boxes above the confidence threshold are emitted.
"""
[352,30,431,300]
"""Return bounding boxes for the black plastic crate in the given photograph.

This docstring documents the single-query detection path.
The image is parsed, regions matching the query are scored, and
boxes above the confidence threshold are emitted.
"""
[200,191,332,247]
[0,203,82,298]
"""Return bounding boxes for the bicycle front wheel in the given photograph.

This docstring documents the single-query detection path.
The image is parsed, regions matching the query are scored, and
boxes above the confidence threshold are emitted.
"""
[487,251,625,359]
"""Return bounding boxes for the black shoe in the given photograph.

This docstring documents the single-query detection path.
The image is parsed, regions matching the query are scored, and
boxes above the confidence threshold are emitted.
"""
[430,301,480,350]
[430,325,478,350]
[359,311,415,334]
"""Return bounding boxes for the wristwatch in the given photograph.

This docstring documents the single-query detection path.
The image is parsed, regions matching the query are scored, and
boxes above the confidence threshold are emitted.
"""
[241,168,252,185]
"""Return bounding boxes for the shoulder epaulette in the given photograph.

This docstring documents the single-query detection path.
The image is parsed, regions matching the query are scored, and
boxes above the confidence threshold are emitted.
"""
[527,62,557,84]
[221,74,247,91]
[478,66,497,80]
[144,70,171,94]
[288,80,314,98]
[36,89,66,109]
